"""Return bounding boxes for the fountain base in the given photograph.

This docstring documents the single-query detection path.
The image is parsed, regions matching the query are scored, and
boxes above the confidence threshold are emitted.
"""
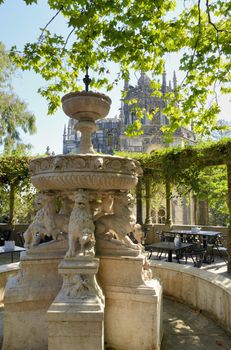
[48,258,104,350]
[3,243,162,350]
[2,241,66,350]
[98,255,163,350]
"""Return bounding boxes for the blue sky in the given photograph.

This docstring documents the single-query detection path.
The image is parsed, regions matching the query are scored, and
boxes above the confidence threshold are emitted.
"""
[0,1,230,155]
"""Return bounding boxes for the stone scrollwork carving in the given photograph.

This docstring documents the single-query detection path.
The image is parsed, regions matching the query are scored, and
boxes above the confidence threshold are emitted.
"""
[95,191,143,251]
[72,157,86,169]
[65,189,95,258]
[24,192,69,249]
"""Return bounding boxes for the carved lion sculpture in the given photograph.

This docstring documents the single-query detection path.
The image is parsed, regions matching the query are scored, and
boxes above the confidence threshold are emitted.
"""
[79,228,96,256]
[65,189,95,258]
[24,192,69,249]
[95,192,142,251]
[23,193,48,248]
[42,193,69,240]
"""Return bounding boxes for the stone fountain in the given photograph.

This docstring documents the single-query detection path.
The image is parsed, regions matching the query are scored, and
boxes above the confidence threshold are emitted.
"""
[3,75,163,350]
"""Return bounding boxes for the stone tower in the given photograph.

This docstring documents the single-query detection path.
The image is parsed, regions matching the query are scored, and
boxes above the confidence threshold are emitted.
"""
[63,71,196,155]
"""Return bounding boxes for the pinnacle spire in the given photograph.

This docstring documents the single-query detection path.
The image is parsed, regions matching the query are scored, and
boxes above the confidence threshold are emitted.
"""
[173,70,177,91]
[161,70,167,95]
[124,78,129,91]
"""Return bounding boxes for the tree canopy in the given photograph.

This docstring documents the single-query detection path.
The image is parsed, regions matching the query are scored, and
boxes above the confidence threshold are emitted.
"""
[0,153,34,224]
[2,0,230,138]
[0,42,36,153]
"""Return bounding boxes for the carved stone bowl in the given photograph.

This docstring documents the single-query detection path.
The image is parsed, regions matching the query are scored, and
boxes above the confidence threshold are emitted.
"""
[29,154,143,191]
[61,91,112,121]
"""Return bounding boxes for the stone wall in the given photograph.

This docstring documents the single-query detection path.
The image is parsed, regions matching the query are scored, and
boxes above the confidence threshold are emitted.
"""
[0,263,19,302]
[150,261,231,334]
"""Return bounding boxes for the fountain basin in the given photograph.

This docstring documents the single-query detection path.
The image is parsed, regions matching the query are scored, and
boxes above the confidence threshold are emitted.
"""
[29,154,142,191]
[61,91,111,121]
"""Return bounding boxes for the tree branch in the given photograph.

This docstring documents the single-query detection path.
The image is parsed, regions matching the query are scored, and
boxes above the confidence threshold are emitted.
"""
[206,0,229,33]
[181,0,201,86]
[38,6,64,43]
[62,28,75,51]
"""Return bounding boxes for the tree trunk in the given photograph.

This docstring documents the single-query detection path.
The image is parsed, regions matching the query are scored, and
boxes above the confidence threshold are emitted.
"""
[226,163,231,273]
[165,180,172,226]
[9,184,16,231]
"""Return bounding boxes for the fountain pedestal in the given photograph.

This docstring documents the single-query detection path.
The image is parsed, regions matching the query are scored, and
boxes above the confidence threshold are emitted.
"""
[98,255,163,350]
[2,241,66,350]
[48,257,104,350]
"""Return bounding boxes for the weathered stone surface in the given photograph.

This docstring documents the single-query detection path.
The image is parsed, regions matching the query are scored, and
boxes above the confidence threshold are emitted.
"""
[98,255,163,350]
[48,257,104,350]
[29,154,142,191]
[3,242,65,350]
[151,260,231,334]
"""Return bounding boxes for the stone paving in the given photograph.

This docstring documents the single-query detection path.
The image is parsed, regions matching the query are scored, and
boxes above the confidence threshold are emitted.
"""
[162,297,231,350]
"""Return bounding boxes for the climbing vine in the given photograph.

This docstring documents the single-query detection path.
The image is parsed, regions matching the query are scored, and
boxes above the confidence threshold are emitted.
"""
[117,138,231,225]
[117,138,231,188]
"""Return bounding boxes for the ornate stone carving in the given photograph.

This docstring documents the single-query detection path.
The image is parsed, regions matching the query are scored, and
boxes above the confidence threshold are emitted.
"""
[72,157,86,169]
[110,159,122,170]
[142,259,153,281]
[53,156,64,171]
[29,154,142,191]
[95,192,143,251]
[65,189,95,258]
[24,192,69,249]
[61,273,103,302]
[93,193,114,220]
[79,228,95,256]
[93,157,104,170]
[24,193,49,248]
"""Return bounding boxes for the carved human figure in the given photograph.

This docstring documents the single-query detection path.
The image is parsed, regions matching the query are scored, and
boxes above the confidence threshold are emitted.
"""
[65,189,95,258]
[95,191,142,251]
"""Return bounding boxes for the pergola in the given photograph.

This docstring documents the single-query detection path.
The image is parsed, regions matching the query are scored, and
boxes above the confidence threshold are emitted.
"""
[125,138,231,273]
